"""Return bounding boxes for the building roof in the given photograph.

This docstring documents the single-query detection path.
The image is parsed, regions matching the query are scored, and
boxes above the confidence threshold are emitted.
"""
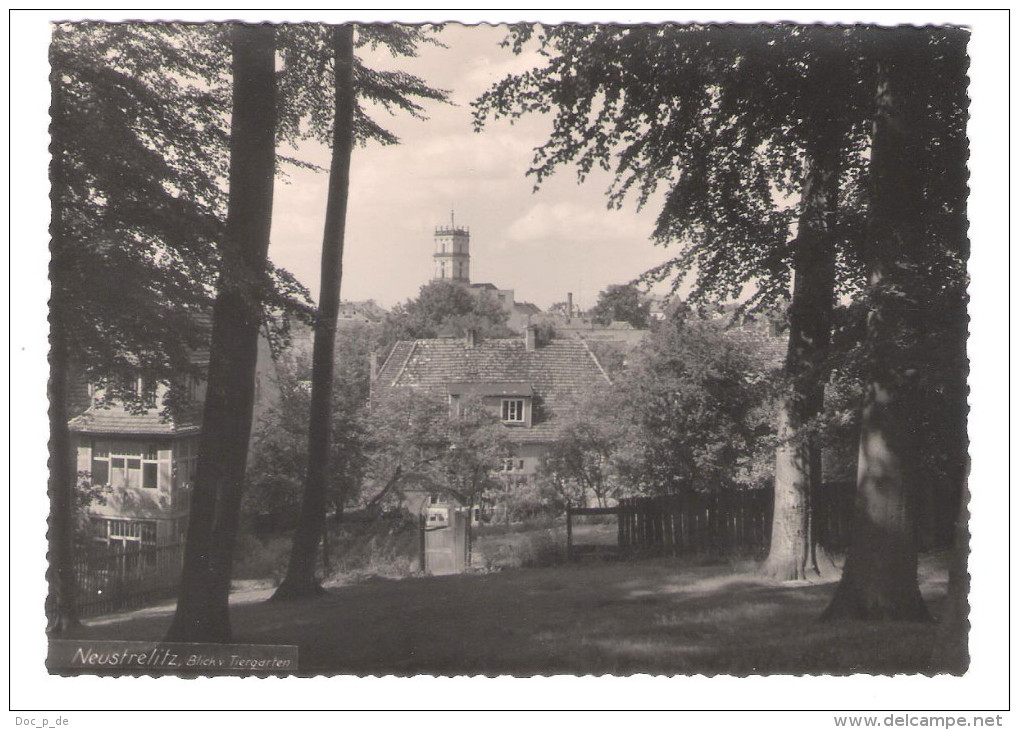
[68,401,202,437]
[513,301,542,316]
[447,382,534,397]
[720,315,787,370]
[373,336,611,443]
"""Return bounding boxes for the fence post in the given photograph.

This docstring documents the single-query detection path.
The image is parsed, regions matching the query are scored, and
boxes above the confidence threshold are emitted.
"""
[566,505,573,561]
[617,500,624,550]
[419,513,427,573]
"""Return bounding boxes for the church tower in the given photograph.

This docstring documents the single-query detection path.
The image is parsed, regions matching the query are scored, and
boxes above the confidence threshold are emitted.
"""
[432,212,470,284]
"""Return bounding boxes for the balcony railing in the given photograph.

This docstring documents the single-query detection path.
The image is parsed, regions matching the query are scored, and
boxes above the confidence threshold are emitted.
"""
[435,225,469,236]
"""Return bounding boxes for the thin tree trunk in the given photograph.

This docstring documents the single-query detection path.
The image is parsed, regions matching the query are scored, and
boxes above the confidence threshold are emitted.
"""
[273,25,356,600]
[762,139,840,581]
[823,33,932,622]
[166,24,278,642]
[46,65,80,634]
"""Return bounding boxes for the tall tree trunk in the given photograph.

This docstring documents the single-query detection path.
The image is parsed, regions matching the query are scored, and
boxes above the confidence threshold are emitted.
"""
[166,24,277,642]
[762,139,840,581]
[822,33,932,622]
[46,301,80,634]
[273,24,356,600]
[46,65,80,634]
[931,478,969,672]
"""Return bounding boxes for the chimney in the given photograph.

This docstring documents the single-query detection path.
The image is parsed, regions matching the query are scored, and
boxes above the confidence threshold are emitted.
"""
[465,328,478,348]
[525,325,538,351]
[567,292,574,320]
[369,351,378,380]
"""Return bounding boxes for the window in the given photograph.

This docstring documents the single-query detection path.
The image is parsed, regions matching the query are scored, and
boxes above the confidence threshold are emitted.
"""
[176,437,198,489]
[90,443,110,487]
[93,518,157,551]
[186,376,203,402]
[501,398,525,423]
[117,375,157,408]
[498,458,526,473]
[91,440,167,490]
[92,518,159,569]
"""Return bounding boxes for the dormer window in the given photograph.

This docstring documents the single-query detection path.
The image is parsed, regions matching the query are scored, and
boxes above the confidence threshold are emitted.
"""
[502,398,525,423]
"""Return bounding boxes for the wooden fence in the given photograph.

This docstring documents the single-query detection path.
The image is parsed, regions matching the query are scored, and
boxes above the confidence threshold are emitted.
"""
[615,481,856,557]
[73,542,184,618]
[617,490,773,557]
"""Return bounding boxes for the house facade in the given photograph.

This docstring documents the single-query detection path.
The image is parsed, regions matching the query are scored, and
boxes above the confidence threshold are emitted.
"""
[371,326,612,517]
[67,331,280,550]
[68,378,203,549]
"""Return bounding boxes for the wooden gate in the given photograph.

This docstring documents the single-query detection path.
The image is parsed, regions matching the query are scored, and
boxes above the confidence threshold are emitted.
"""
[421,508,467,575]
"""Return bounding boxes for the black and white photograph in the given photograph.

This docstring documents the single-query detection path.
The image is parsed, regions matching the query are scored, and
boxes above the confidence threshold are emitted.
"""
[8,7,1010,724]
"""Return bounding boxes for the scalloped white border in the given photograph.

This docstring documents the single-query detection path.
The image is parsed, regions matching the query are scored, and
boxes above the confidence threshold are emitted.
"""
[7,8,1010,721]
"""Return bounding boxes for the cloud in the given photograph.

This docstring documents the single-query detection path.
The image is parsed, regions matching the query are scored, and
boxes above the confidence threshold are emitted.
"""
[504,198,648,247]
[265,25,673,310]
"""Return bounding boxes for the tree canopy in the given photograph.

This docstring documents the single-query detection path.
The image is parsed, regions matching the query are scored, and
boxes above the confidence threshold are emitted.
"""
[50,23,228,404]
[591,283,652,328]
[377,280,514,354]
[473,24,879,311]
[276,24,448,152]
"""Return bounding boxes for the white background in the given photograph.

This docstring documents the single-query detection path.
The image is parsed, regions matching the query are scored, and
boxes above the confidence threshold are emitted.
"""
[5,8,1012,724]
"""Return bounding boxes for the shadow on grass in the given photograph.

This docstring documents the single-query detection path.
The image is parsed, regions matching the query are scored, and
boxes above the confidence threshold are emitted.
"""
[69,552,951,676]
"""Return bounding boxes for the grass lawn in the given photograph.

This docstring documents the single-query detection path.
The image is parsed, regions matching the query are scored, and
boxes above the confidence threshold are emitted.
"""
[67,551,952,676]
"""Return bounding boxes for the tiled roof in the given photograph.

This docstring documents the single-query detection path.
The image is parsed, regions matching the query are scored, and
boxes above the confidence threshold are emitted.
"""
[513,301,542,315]
[68,402,202,436]
[373,337,611,443]
[718,315,787,370]
[447,382,534,397]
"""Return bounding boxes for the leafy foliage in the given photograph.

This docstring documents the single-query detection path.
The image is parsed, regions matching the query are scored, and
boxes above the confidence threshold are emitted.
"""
[612,312,778,495]
[538,403,626,508]
[376,280,515,355]
[50,23,229,407]
[277,24,448,151]
[245,322,376,522]
[591,283,651,328]
[363,389,508,512]
[51,22,314,412]
[72,472,107,547]
[474,24,878,312]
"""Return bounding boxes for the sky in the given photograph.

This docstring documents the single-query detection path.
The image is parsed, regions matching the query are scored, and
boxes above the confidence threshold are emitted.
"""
[269,24,671,311]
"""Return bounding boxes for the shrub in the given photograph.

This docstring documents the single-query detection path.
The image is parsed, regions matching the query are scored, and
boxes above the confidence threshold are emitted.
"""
[324,515,421,581]
[519,531,566,568]
[474,525,566,570]
[233,532,291,583]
